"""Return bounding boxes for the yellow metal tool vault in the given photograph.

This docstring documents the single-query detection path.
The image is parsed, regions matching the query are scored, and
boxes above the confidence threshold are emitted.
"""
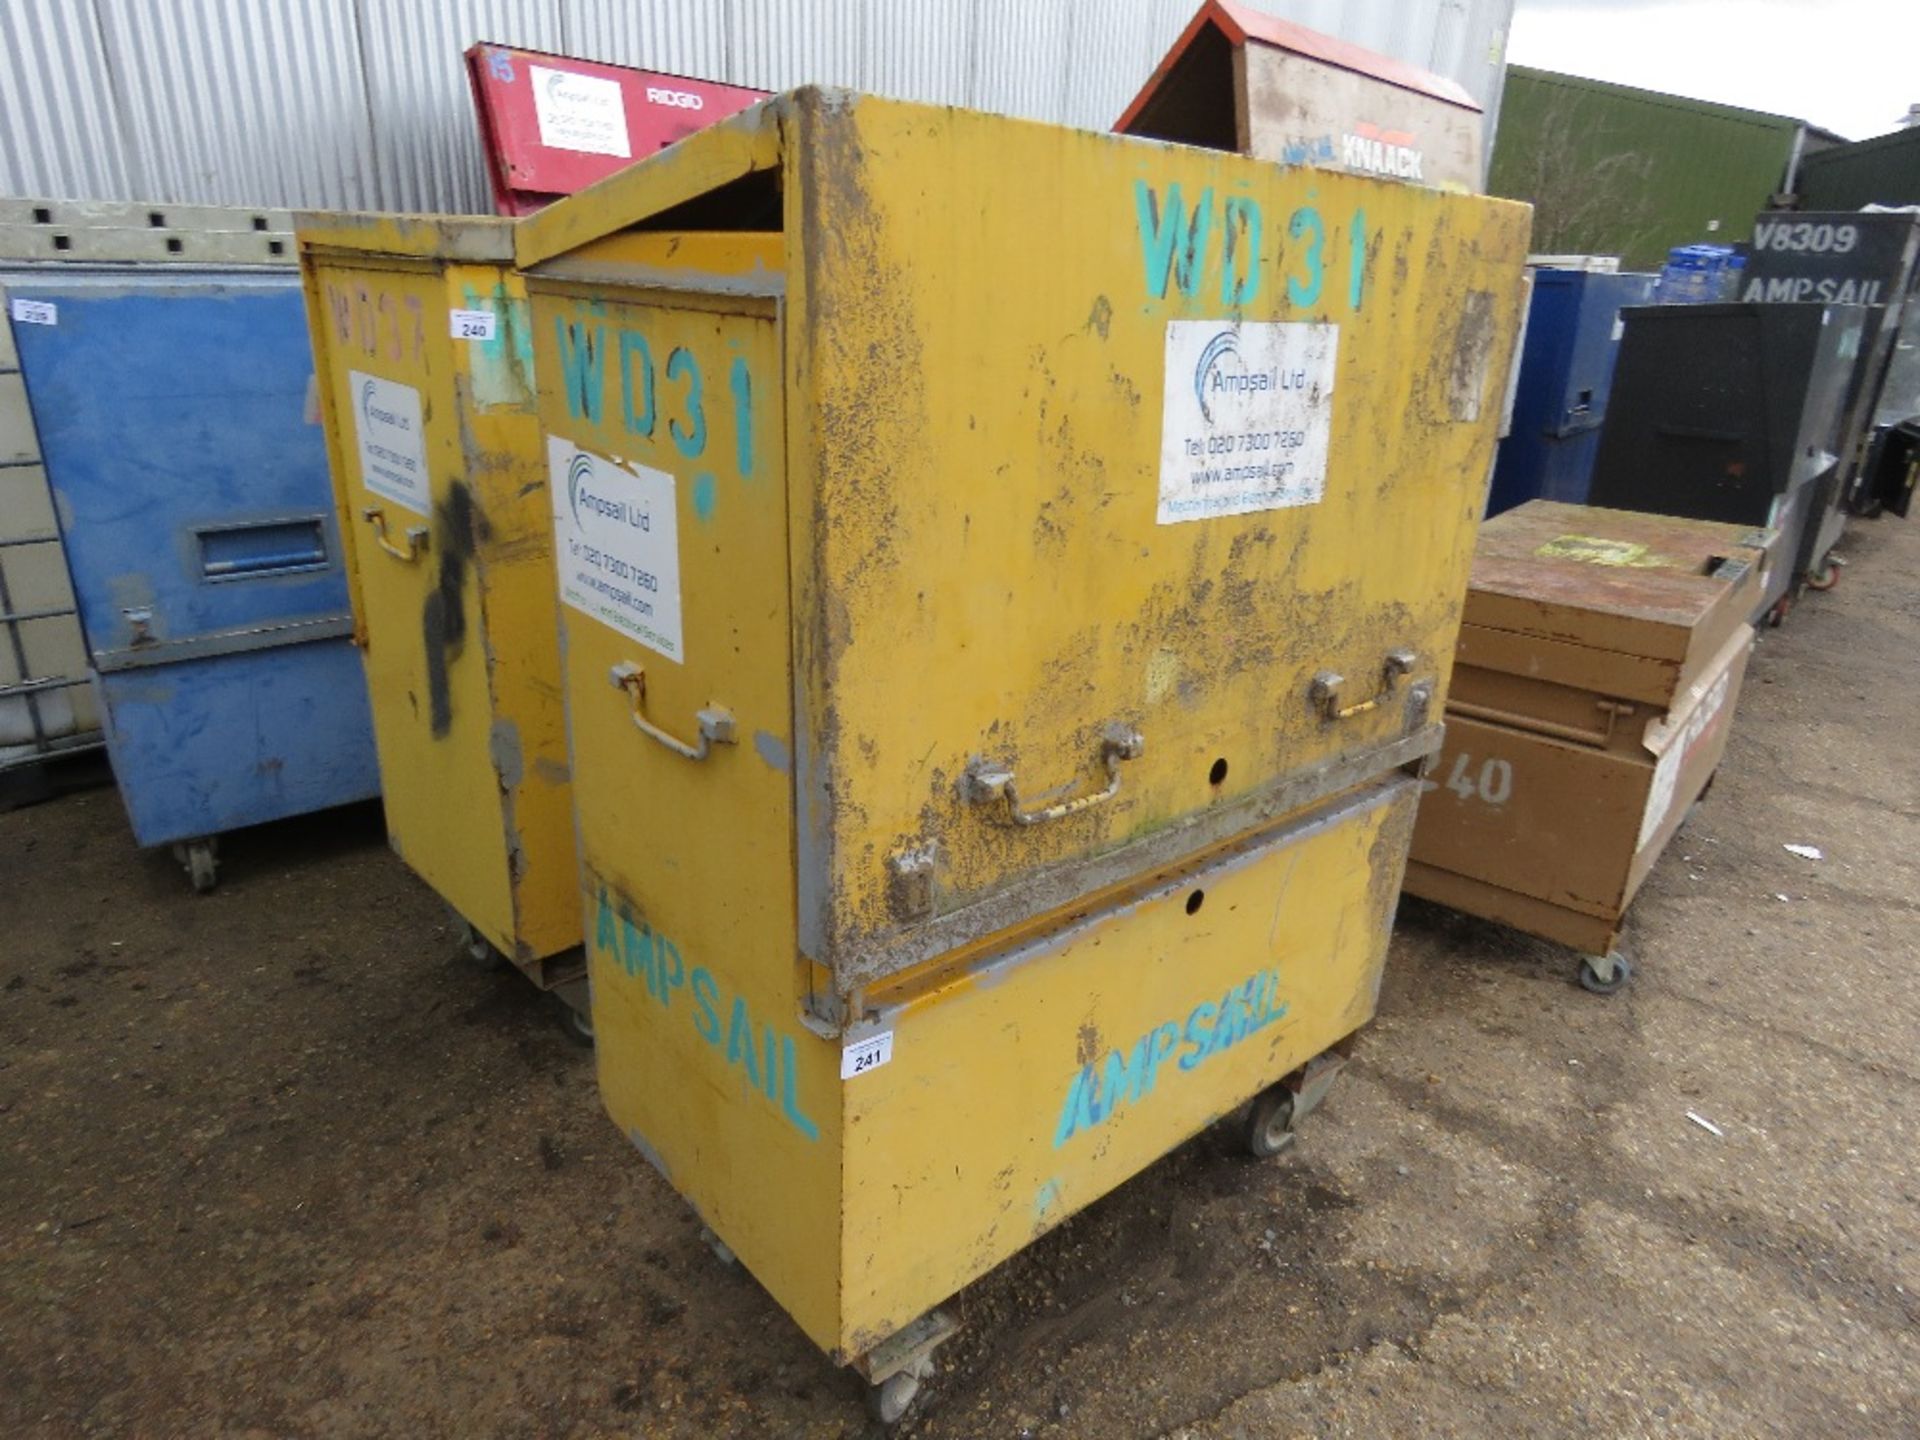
[516,89,1528,1413]
[300,216,583,998]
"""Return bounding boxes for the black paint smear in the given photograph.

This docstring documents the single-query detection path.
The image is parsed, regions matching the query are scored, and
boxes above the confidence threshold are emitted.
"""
[423,481,486,738]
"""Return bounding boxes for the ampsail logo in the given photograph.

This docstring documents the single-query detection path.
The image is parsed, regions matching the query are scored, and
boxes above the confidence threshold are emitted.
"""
[567,451,591,524]
[1194,330,1284,423]
[1054,965,1291,1146]
[349,370,428,517]
[548,436,684,661]
[1158,321,1337,525]
[544,69,598,111]
[1740,276,1884,305]
[567,449,656,532]
[359,377,410,435]
[529,63,630,158]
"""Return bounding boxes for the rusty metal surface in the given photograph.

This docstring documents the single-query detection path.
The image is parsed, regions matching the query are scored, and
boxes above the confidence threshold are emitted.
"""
[774,90,1528,993]
[294,211,515,262]
[1466,501,1776,642]
[525,87,1527,1373]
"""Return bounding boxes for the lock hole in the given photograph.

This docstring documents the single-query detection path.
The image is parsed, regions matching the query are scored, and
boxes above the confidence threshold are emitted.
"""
[1185,889,1205,916]
[1208,756,1229,787]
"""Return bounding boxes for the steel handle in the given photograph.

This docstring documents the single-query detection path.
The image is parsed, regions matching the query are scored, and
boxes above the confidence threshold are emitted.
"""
[1310,649,1417,722]
[362,506,429,563]
[1448,697,1634,748]
[610,662,736,761]
[964,726,1144,827]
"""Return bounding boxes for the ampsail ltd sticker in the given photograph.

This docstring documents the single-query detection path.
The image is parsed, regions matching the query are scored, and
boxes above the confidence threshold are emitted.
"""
[349,371,429,517]
[1158,320,1337,524]
[530,65,631,157]
[548,436,684,662]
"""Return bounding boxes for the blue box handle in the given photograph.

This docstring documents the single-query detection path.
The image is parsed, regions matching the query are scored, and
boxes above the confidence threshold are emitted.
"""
[198,518,329,580]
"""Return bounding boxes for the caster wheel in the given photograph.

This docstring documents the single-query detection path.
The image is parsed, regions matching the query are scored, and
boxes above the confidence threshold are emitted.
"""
[552,978,594,1047]
[1243,1084,1298,1159]
[454,919,510,971]
[867,1370,921,1427]
[699,1225,740,1269]
[1578,950,1632,996]
[1765,598,1789,628]
[1805,562,1839,591]
[557,997,594,1048]
[184,840,218,894]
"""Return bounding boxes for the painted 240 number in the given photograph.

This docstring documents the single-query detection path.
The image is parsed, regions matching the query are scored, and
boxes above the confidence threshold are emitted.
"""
[1445,752,1513,805]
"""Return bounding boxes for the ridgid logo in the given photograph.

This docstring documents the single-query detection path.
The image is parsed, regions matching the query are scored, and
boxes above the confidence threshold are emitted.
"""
[645,86,704,110]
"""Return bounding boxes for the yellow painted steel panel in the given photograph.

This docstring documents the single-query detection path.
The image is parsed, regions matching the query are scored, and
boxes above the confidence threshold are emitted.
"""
[774,95,1527,991]
[524,88,1529,1374]
[839,777,1416,1354]
[534,291,846,1344]
[301,220,579,970]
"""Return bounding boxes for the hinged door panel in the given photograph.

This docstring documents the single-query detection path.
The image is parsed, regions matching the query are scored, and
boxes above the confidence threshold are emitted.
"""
[308,256,514,940]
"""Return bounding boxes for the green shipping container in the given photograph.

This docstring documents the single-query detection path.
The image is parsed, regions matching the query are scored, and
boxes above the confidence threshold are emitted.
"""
[1489,66,1838,269]
[1798,127,1920,210]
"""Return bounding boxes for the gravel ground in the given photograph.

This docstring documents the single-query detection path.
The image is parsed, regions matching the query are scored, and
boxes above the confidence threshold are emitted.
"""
[1,516,1915,1440]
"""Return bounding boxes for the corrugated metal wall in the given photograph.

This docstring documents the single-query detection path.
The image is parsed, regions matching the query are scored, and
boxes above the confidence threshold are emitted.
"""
[1,0,1514,214]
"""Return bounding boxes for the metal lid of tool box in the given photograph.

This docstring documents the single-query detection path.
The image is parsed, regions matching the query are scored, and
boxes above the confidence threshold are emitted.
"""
[1113,0,1483,192]
[1456,501,1774,701]
[294,212,515,262]
[466,43,769,217]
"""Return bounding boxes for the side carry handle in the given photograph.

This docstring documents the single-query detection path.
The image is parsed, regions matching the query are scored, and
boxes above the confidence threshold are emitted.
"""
[963,725,1145,827]
[362,506,429,563]
[610,661,736,762]
[1309,648,1417,722]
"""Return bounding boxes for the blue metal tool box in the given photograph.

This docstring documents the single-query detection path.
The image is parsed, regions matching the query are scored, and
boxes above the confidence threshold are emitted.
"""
[6,266,377,889]
[1486,267,1657,517]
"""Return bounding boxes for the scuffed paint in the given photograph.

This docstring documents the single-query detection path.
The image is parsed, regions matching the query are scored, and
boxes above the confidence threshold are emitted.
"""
[754,727,791,774]
[463,283,536,410]
[627,1126,673,1182]
[488,717,526,790]
[1032,1177,1062,1224]
[423,481,487,739]
[304,235,583,967]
